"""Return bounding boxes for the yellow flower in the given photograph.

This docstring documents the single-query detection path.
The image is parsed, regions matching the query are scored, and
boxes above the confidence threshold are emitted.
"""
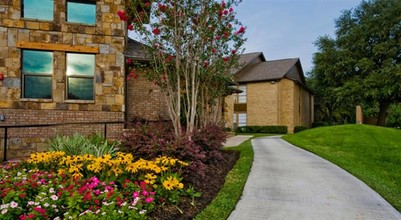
[71,172,83,179]
[58,169,66,175]
[162,179,174,190]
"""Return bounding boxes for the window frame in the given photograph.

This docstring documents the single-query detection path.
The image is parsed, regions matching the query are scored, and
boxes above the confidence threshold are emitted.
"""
[237,84,247,104]
[21,50,54,99]
[21,0,54,21]
[66,0,97,25]
[66,53,95,101]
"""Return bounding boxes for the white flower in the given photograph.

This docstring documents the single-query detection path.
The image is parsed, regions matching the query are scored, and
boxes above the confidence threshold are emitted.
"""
[44,203,49,207]
[139,210,147,215]
[1,204,9,209]
[54,217,61,220]
[49,188,55,194]
[1,209,7,214]
[102,212,106,215]
[27,201,35,206]
[10,201,18,208]
[51,195,58,201]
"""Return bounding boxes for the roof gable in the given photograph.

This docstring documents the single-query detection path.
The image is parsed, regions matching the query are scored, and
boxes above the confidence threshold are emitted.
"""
[235,52,310,91]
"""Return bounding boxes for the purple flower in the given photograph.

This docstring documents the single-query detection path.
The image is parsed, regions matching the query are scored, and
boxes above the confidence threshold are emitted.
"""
[132,191,139,198]
[145,197,154,203]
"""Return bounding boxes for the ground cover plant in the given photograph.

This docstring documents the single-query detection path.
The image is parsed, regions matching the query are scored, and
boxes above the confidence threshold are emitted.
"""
[283,124,401,211]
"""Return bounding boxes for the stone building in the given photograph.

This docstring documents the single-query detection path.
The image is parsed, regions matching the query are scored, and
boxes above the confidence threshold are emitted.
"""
[225,52,314,133]
[0,0,126,159]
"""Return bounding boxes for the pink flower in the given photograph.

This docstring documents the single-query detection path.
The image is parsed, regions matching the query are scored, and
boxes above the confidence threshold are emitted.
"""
[94,189,101,196]
[223,10,228,15]
[145,197,154,203]
[221,1,226,8]
[144,2,151,8]
[132,191,139,198]
[152,28,161,35]
[142,190,149,196]
[229,7,234,12]
[216,36,221,40]
[117,10,129,21]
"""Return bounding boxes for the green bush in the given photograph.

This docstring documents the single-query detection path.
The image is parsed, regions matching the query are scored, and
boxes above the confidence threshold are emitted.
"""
[312,121,327,128]
[48,133,119,157]
[294,126,308,133]
[236,125,287,134]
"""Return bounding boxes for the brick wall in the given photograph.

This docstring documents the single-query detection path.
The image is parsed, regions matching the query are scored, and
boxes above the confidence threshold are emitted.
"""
[225,78,313,133]
[0,1,127,159]
[247,81,279,126]
[126,70,170,122]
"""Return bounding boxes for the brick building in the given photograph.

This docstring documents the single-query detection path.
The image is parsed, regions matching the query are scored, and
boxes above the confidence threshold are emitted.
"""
[125,38,169,122]
[225,52,314,133]
[0,0,127,159]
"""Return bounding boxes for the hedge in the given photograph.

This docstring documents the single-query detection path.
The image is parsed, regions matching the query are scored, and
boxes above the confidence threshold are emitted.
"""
[294,126,308,133]
[236,125,287,134]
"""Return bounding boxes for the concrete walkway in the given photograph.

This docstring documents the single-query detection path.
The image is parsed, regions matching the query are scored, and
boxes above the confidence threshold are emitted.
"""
[223,135,253,147]
[228,136,401,220]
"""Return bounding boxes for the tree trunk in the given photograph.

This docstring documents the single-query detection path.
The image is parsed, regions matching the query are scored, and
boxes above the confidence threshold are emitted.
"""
[377,101,390,126]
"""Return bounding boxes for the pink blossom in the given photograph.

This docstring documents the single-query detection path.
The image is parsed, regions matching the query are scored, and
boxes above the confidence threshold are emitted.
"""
[145,197,154,203]
[132,191,140,198]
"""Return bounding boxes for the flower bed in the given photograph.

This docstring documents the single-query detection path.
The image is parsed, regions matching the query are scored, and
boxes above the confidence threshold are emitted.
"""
[0,152,196,219]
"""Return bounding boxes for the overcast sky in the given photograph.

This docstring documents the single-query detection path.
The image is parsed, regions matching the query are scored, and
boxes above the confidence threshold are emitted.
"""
[235,0,362,73]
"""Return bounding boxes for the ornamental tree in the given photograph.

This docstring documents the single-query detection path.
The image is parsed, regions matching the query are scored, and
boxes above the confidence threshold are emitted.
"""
[119,0,246,136]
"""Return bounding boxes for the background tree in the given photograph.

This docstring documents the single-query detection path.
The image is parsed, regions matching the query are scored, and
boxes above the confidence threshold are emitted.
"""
[119,0,245,136]
[310,0,401,126]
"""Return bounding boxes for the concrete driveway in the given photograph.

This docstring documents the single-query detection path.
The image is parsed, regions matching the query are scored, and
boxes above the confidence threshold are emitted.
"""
[228,136,401,220]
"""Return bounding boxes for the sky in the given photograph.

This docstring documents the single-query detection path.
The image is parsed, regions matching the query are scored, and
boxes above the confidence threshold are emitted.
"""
[235,0,362,73]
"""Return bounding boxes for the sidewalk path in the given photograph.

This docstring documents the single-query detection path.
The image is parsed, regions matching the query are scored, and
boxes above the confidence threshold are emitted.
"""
[223,135,253,147]
[228,136,401,220]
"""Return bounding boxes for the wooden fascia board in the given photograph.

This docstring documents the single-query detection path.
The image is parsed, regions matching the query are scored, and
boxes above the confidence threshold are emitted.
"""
[17,41,99,53]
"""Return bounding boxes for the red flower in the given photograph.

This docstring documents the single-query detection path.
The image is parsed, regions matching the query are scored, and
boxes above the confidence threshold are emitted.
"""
[232,50,237,55]
[158,3,166,12]
[117,10,128,21]
[221,1,226,8]
[152,28,161,35]
[216,35,221,40]
[223,57,229,62]
[218,10,223,17]
[27,214,35,219]
[128,24,134,30]
[223,10,228,15]
[127,58,133,65]
[229,7,234,12]
[144,2,151,8]
[203,61,209,67]
[236,26,246,35]
[212,48,217,53]
[224,32,229,38]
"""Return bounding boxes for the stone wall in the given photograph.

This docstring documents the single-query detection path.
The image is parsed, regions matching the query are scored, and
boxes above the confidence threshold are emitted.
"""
[0,0,127,160]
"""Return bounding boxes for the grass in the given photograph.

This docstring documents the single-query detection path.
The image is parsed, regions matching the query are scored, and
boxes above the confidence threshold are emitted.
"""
[282,124,401,211]
[195,134,268,220]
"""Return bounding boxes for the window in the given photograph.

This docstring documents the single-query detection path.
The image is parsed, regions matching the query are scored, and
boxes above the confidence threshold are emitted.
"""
[22,0,54,21]
[67,0,96,25]
[66,53,95,100]
[22,50,53,99]
[238,84,246,103]
[233,113,247,128]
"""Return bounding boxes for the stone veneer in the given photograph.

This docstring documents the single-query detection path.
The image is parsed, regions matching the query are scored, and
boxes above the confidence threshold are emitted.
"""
[0,0,127,160]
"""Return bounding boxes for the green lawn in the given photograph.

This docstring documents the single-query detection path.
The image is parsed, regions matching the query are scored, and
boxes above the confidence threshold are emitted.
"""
[282,124,401,211]
[195,134,268,220]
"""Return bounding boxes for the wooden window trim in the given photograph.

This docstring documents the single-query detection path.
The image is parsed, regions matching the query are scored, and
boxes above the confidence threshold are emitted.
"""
[17,41,99,54]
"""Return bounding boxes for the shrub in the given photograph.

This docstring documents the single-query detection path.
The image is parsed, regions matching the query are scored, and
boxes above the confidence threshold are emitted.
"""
[48,133,119,157]
[312,121,327,128]
[294,126,308,133]
[120,122,228,185]
[236,125,287,134]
